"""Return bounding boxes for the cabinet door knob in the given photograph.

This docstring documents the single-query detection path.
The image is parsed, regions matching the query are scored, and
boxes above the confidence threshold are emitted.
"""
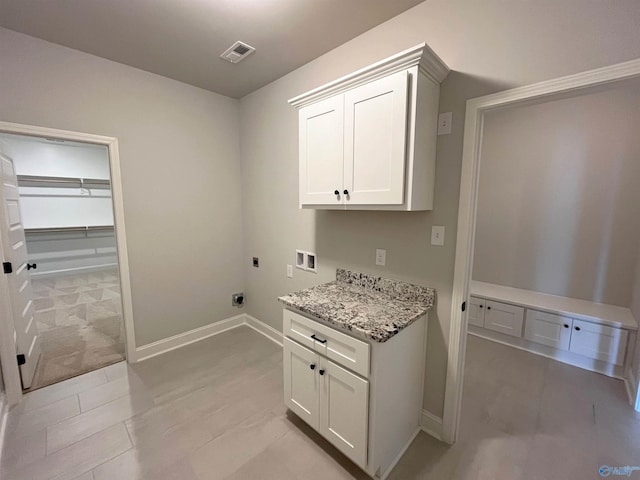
[479,305,483,309]
[574,326,581,331]
[486,306,491,310]
[309,363,316,370]
[334,190,339,196]
[563,324,569,328]
[319,369,325,376]
[343,189,349,195]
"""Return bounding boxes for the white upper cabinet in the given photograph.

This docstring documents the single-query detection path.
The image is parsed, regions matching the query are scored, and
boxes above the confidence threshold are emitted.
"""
[290,44,449,211]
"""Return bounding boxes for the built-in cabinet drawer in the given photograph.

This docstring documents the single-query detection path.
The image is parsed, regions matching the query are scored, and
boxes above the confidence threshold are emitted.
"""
[569,319,628,366]
[483,300,524,338]
[524,310,572,350]
[468,296,486,327]
[283,309,370,377]
[283,338,369,467]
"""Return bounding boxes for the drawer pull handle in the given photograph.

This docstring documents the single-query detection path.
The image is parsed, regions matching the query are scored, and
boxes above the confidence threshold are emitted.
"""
[319,369,325,376]
[311,334,327,344]
[310,363,316,370]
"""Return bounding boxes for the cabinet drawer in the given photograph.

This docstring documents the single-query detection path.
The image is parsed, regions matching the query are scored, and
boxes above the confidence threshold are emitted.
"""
[468,296,486,327]
[569,319,628,366]
[483,301,524,338]
[524,310,572,350]
[283,309,370,378]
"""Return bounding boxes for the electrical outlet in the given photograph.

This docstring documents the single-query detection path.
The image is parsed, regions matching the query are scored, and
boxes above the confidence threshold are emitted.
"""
[286,264,293,278]
[375,249,386,266]
[431,226,445,246]
[437,112,452,135]
[252,257,259,267]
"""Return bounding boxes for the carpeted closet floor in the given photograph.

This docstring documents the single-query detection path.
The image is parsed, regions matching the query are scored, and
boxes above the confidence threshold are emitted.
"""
[28,268,125,391]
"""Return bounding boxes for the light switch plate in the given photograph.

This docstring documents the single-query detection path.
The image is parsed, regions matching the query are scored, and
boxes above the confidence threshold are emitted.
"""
[375,249,386,266]
[437,112,452,135]
[286,264,293,278]
[431,226,445,246]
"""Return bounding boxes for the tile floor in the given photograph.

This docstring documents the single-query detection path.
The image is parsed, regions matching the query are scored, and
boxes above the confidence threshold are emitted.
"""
[29,269,125,391]
[2,327,639,479]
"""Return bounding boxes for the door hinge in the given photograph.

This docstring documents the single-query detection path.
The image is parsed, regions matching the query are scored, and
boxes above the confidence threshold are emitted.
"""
[3,262,12,274]
[17,354,25,366]
[461,301,466,312]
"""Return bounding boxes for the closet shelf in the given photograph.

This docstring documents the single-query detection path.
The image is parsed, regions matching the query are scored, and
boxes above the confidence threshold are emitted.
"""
[17,174,111,190]
[25,225,114,235]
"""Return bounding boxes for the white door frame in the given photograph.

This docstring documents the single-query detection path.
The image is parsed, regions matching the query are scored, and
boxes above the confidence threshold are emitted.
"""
[441,57,640,444]
[0,121,136,406]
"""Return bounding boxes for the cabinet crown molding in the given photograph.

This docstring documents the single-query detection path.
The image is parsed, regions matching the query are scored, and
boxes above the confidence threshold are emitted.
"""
[288,43,449,109]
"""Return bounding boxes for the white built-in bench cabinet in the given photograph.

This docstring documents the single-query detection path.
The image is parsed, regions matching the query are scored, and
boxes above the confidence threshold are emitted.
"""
[469,281,638,379]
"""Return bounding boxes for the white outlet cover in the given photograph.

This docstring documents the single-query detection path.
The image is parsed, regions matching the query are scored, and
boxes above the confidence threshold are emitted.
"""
[375,248,386,266]
[437,112,452,135]
[286,264,293,278]
[431,226,445,246]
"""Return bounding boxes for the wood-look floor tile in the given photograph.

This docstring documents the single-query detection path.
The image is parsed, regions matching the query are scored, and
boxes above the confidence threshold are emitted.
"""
[47,390,153,453]
[78,372,145,412]
[7,395,80,438]
[0,428,46,473]
[92,446,199,480]
[6,424,131,480]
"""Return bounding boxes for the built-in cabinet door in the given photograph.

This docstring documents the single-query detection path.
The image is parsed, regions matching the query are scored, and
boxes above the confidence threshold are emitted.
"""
[343,70,408,205]
[283,338,320,429]
[483,300,524,338]
[319,358,369,467]
[299,96,344,205]
[524,310,572,350]
[468,297,486,327]
[569,320,628,366]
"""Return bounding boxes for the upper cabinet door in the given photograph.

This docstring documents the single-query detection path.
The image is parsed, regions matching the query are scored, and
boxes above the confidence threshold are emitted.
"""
[299,96,344,206]
[343,71,409,205]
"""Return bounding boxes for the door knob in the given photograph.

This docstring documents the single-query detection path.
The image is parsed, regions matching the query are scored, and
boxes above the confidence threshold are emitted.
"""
[319,369,325,376]
[27,263,37,271]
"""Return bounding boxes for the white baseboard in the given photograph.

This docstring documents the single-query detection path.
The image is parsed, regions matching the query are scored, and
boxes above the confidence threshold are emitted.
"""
[134,313,283,363]
[245,314,283,346]
[420,409,443,441]
[0,392,9,467]
[135,314,246,362]
[625,366,638,411]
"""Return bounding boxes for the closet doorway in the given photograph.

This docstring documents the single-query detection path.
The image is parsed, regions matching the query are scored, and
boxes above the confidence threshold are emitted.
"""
[0,123,134,401]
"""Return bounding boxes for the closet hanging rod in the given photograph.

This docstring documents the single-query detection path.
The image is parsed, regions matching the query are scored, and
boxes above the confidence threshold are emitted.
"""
[17,175,111,189]
[24,225,115,235]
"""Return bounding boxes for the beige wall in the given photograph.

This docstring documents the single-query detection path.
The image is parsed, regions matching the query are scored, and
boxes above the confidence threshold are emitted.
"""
[0,27,244,346]
[239,6,506,417]
[474,85,640,307]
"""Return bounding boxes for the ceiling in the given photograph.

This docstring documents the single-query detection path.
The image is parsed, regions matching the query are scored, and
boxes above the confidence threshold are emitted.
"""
[0,0,423,98]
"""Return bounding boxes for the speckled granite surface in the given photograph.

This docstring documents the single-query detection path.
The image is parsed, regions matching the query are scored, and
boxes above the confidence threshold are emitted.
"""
[278,269,435,343]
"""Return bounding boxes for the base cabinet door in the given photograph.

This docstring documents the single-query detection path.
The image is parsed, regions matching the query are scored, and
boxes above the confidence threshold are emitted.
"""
[484,301,524,337]
[468,297,486,327]
[319,358,369,467]
[524,310,572,350]
[284,338,319,429]
[569,320,628,366]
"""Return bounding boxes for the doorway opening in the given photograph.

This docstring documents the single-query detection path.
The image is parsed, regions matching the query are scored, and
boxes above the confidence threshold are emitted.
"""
[0,125,134,399]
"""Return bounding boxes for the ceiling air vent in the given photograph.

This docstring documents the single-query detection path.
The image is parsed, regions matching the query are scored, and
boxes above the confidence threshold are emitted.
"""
[220,41,256,64]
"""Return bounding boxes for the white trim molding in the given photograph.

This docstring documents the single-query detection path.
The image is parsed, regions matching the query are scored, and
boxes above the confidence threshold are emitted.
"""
[288,43,449,108]
[420,409,443,441]
[135,314,283,362]
[0,121,137,406]
[0,392,9,466]
[245,314,283,346]
[135,314,246,362]
[443,57,640,445]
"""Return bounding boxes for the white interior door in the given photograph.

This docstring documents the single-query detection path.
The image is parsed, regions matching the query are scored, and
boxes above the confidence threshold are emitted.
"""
[0,152,41,389]
[298,96,344,206]
[343,70,408,205]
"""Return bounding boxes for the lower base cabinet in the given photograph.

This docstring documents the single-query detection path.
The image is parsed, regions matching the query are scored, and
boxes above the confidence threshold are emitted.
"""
[284,337,369,466]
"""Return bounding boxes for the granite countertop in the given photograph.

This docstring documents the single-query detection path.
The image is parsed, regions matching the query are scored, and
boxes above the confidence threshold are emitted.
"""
[278,269,435,343]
